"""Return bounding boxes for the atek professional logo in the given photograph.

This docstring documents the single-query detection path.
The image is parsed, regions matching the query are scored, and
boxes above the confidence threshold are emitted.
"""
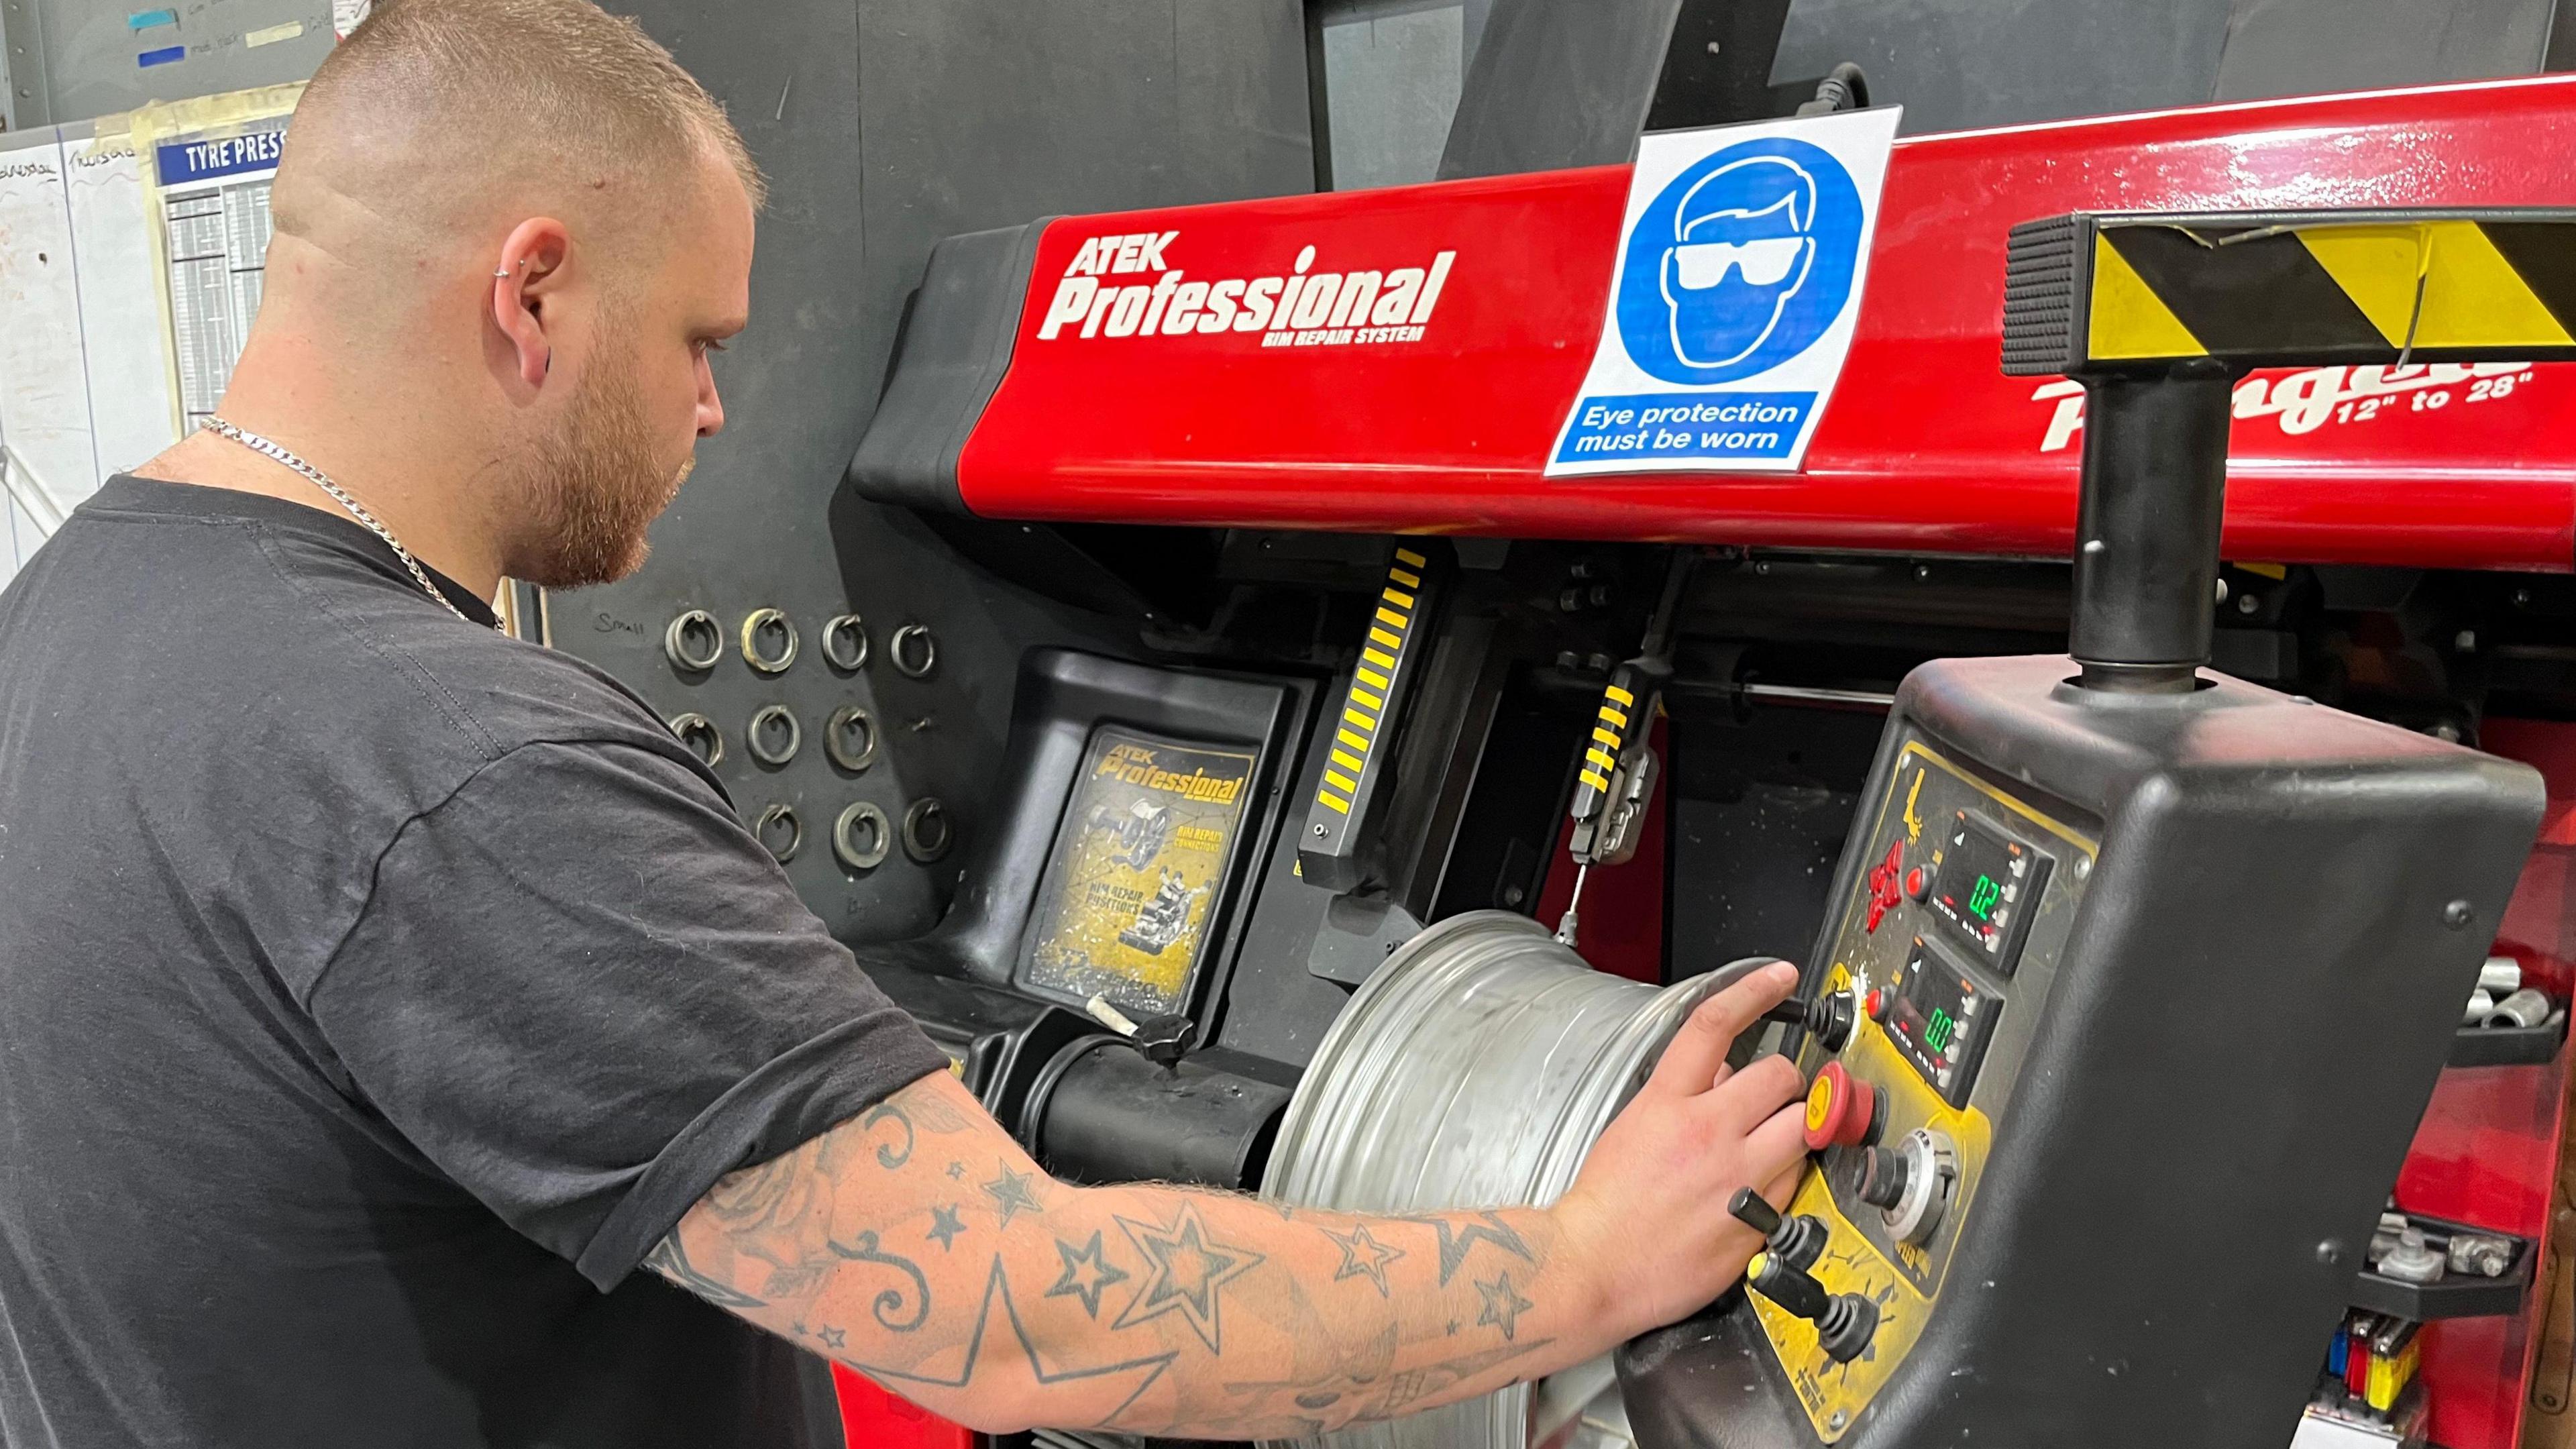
[1034,231,1456,350]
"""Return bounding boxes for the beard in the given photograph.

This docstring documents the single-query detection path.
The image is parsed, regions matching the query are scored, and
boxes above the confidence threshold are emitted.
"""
[511,336,693,589]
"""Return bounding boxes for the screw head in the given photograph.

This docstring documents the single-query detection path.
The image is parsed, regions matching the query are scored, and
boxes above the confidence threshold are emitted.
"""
[2237,592,2261,615]
[2316,1239,2346,1267]
[1311,823,1328,838]
[2443,900,2475,930]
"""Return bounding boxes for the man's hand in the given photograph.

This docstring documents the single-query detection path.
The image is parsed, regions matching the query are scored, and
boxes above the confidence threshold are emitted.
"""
[1552,960,1812,1336]
[647,963,1812,1439]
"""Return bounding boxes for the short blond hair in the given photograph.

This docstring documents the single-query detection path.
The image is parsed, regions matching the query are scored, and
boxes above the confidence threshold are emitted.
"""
[309,0,766,211]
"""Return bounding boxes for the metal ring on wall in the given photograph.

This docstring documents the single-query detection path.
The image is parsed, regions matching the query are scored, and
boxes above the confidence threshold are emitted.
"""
[754,804,804,863]
[834,801,892,871]
[824,705,878,773]
[663,610,724,673]
[746,705,802,767]
[1263,912,1776,1449]
[821,614,869,672]
[890,623,938,679]
[740,608,800,674]
[666,712,724,767]
[902,797,953,863]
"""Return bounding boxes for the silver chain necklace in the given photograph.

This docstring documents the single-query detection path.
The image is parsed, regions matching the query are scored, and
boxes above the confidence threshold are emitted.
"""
[201,417,500,633]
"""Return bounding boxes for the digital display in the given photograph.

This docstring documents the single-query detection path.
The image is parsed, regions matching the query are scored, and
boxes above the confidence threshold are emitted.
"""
[1885,938,2000,1106]
[1927,810,2053,976]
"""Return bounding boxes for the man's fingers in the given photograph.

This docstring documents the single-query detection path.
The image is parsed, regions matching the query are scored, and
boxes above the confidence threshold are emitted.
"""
[1702,1052,1807,1136]
[1643,962,1799,1100]
[1715,1104,1811,1219]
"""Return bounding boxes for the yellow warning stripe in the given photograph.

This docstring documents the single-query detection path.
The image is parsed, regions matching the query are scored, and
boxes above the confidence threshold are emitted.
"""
[1390,568,1421,588]
[1592,727,1621,749]
[1318,790,1351,814]
[1345,707,1377,731]
[1383,587,1415,609]
[1599,705,1628,730]
[1395,547,1428,567]
[1337,728,1368,751]
[1605,684,1635,706]
[1324,769,1357,794]
[1580,769,1611,791]
[2046,212,2576,369]
[1351,687,1384,710]
[1375,606,1408,629]
[1586,747,1617,770]
[1356,667,1389,690]
[1362,647,1396,669]
[1332,749,1364,772]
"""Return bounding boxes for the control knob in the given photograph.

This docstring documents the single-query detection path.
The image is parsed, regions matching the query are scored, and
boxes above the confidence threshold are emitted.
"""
[1879,1128,1960,1246]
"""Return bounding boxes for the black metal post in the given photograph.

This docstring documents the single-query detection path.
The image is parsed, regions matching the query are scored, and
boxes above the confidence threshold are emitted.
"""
[2068,363,2237,693]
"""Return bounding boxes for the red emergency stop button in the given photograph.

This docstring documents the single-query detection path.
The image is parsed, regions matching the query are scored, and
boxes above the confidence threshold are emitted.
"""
[1804,1061,1878,1152]
[1904,866,1927,900]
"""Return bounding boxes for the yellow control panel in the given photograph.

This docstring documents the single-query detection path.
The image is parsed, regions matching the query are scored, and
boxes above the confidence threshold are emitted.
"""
[1746,737,2098,1442]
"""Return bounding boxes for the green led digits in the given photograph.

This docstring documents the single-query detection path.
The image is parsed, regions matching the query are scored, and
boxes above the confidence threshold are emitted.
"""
[1925,1008,1953,1053]
[1968,873,2002,921]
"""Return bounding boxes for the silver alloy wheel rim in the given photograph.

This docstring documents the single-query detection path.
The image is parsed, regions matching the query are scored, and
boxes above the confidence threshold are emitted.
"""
[1262,911,1772,1449]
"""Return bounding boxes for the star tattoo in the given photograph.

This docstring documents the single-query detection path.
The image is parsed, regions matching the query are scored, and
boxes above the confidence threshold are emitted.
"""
[853,1260,1173,1429]
[1324,1222,1405,1297]
[1112,1201,1266,1352]
[946,1161,966,1181]
[816,1325,847,1350]
[1046,1230,1132,1318]
[1407,1212,1536,1285]
[983,1164,1043,1229]
[1476,1272,1534,1342]
[926,1203,967,1252]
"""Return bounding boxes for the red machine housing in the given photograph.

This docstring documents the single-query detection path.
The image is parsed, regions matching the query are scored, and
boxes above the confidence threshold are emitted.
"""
[877,76,2576,572]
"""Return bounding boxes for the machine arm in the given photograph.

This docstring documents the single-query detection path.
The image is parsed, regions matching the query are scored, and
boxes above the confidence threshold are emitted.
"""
[2002,208,2576,691]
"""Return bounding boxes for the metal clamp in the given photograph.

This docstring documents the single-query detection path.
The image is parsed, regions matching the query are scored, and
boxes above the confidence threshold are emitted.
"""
[755,803,804,862]
[824,704,878,772]
[747,705,802,766]
[667,712,724,767]
[902,797,953,862]
[821,614,869,672]
[890,623,938,679]
[833,801,892,871]
[663,610,724,673]
[740,608,800,674]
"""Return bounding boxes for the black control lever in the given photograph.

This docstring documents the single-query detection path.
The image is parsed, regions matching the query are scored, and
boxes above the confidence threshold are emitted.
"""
[1725,1187,1826,1273]
[1729,1190,1878,1362]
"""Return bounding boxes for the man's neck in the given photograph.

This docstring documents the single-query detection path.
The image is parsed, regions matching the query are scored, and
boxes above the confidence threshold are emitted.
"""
[133,407,507,602]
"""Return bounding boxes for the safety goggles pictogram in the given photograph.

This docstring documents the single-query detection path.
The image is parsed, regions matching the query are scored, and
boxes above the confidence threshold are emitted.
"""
[1670,235,1812,289]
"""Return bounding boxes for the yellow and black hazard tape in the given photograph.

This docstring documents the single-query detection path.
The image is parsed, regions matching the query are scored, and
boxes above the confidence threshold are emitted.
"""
[2002,209,2576,376]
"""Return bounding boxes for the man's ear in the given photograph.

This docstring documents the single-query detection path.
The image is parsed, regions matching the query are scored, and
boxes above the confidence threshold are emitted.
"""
[491,218,574,390]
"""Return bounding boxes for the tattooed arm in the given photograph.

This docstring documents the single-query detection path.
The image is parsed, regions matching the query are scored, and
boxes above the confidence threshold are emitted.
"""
[649,962,1808,1439]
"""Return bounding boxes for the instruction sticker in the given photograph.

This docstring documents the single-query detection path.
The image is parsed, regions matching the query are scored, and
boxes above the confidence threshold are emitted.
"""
[1547,106,1901,476]
[1018,729,1255,1019]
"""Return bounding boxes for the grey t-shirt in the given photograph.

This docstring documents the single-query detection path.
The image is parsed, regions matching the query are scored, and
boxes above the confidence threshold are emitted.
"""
[0,476,952,1447]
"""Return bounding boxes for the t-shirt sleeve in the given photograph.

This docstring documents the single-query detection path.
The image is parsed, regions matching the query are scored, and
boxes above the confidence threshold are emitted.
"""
[306,739,954,1291]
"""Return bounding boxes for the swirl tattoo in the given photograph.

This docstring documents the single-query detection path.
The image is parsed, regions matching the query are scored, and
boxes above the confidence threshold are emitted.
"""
[863,1103,914,1169]
[829,1230,932,1332]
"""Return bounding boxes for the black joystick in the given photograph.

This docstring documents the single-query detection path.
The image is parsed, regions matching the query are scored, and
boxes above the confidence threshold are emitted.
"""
[1761,990,1856,1052]
[1725,1187,1826,1273]
[1729,1190,1879,1362]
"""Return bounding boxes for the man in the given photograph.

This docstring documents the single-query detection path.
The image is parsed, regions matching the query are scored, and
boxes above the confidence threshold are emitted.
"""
[0,1,1811,1444]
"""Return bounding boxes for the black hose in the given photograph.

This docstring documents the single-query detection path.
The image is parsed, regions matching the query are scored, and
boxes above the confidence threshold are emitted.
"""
[1797,62,1872,115]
